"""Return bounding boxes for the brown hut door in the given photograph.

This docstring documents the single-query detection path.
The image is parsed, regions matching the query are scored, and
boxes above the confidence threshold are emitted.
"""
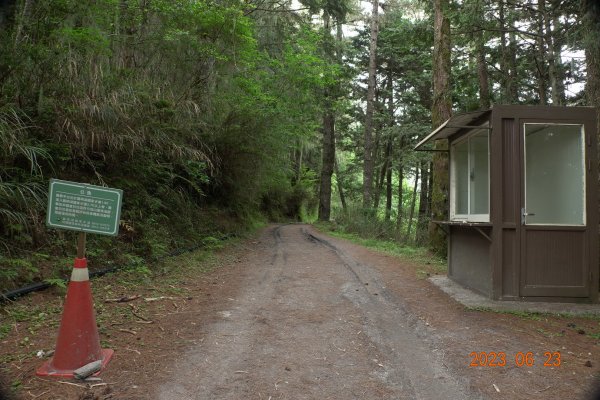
[519,122,589,298]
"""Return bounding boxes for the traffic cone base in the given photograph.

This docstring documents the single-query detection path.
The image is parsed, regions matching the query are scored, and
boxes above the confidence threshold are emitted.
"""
[36,349,113,378]
[36,257,113,378]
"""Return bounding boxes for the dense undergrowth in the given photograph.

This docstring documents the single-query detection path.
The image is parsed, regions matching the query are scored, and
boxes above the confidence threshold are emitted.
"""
[314,208,446,277]
[0,0,326,292]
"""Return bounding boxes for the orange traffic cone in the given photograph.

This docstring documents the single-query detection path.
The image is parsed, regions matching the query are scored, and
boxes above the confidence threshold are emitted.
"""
[36,257,113,378]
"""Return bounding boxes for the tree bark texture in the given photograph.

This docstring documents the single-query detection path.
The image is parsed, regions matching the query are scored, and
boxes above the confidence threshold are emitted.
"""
[542,0,562,105]
[318,107,335,221]
[582,0,600,288]
[374,143,389,209]
[362,0,379,208]
[396,165,404,229]
[498,1,518,103]
[584,0,600,108]
[476,33,490,109]
[372,88,383,209]
[550,5,565,102]
[334,158,347,212]
[428,0,451,254]
[385,153,393,221]
[318,13,336,222]
[405,167,419,243]
[535,1,548,105]
[507,12,518,102]
[431,0,451,128]
[119,0,137,69]
[384,69,394,221]
[416,160,430,245]
[395,136,405,230]
[427,161,433,215]
[475,1,490,109]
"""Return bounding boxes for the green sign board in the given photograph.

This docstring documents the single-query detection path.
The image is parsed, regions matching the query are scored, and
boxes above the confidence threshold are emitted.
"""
[46,179,123,236]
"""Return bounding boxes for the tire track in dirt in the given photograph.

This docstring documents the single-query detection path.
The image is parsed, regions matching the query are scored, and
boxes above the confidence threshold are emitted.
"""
[304,227,483,400]
[306,226,600,400]
[156,224,482,399]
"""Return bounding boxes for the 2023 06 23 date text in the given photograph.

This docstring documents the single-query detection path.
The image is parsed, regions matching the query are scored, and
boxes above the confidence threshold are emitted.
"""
[469,351,561,367]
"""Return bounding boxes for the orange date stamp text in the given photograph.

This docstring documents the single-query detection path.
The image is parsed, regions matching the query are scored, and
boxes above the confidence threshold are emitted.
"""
[469,351,561,367]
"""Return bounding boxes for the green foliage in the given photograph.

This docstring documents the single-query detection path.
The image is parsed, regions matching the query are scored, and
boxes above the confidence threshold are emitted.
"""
[263,167,318,221]
[332,206,397,240]
[0,106,50,242]
[333,8,435,245]
[11,379,21,391]
[0,324,11,340]
[201,236,221,246]
[315,220,446,273]
[43,278,67,289]
[537,328,564,338]
[123,254,148,272]
[0,0,332,289]
[0,257,39,288]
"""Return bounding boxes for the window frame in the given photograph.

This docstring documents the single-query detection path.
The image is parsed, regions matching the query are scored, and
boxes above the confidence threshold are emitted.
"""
[450,128,490,223]
[523,122,586,226]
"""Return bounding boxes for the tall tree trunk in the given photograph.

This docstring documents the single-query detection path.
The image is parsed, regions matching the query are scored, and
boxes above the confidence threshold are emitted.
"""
[384,69,394,221]
[536,1,548,105]
[584,0,600,108]
[507,14,518,102]
[385,153,393,221]
[498,0,517,103]
[395,135,405,230]
[318,107,335,221]
[405,167,419,242]
[416,161,429,245]
[374,143,389,209]
[374,75,394,211]
[550,5,565,102]
[476,35,490,109]
[372,90,384,209]
[582,0,600,289]
[377,137,391,218]
[396,164,404,229]
[334,158,347,212]
[428,0,451,254]
[333,22,347,214]
[318,13,336,221]
[475,1,490,109]
[499,0,508,103]
[362,0,379,208]
[427,161,433,215]
[542,0,559,105]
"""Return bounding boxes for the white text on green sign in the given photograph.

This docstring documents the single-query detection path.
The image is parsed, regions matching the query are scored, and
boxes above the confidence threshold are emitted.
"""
[47,179,123,236]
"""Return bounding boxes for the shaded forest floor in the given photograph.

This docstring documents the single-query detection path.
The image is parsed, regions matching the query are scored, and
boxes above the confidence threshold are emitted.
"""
[0,224,599,399]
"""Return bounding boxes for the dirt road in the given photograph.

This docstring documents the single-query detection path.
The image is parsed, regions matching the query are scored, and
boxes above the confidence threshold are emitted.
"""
[9,224,599,399]
[157,224,477,399]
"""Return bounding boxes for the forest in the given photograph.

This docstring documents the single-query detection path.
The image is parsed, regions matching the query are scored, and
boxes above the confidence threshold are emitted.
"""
[0,0,599,292]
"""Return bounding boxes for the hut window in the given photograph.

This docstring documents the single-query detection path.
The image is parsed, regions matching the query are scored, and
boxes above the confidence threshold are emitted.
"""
[524,123,585,225]
[450,130,489,222]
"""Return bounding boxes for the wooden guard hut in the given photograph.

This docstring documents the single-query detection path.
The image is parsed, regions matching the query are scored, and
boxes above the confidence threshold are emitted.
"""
[415,105,599,303]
